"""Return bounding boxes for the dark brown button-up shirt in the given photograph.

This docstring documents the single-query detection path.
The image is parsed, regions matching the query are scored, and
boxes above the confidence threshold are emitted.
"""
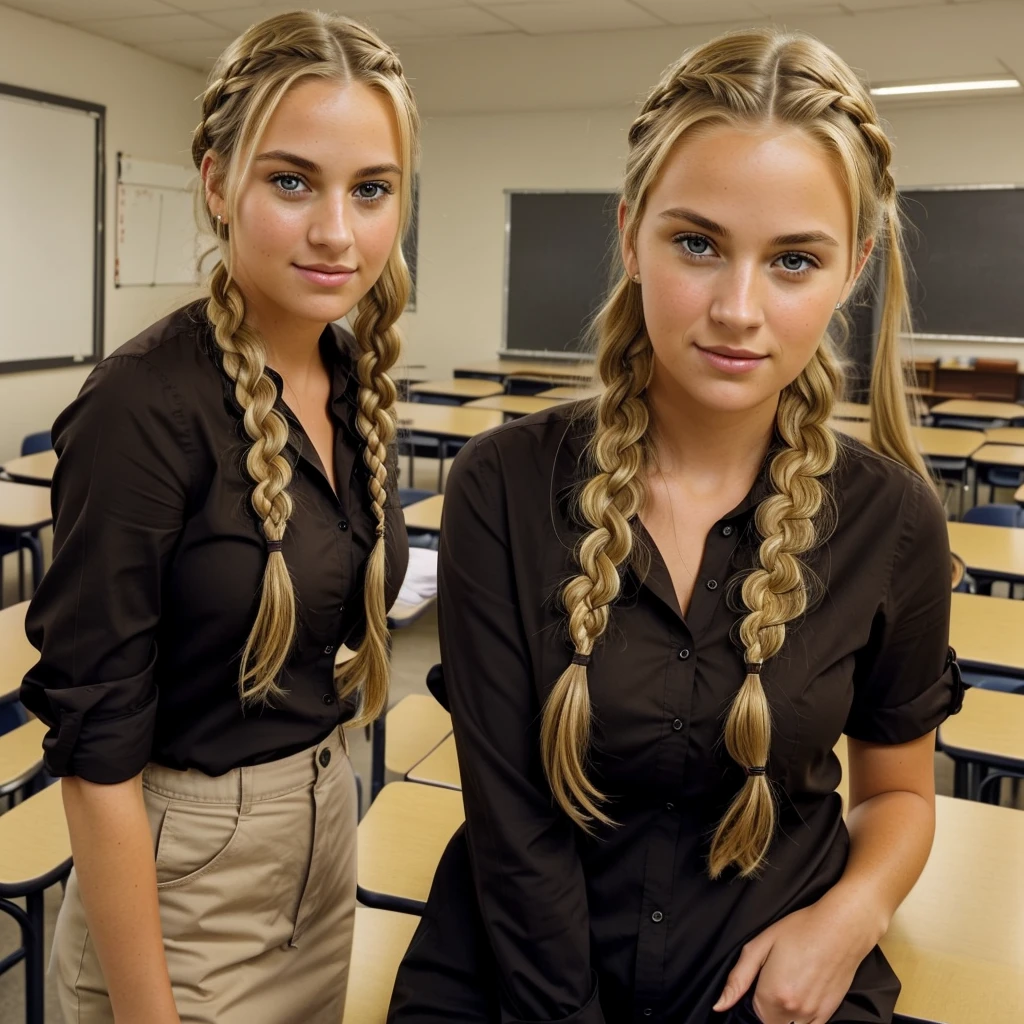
[390,402,961,1024]
[21,301,408,784]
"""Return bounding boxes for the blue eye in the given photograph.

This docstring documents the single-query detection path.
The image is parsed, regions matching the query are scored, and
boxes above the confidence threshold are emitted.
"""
[354,181,393,202]
[776,252,816,275]
[677,233,713,256]
[270,172,308,195]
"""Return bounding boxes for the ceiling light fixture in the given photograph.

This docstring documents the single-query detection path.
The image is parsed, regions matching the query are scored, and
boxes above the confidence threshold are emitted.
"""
[870,78,1021,97]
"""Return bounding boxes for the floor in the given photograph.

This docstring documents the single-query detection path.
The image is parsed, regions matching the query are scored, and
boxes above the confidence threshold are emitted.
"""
[0,458,1019,1023]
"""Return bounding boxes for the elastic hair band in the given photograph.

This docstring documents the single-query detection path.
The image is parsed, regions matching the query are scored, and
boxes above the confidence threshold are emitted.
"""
[744,765,767,777]
[571,652,591,667]
[745,662,763,675]
[266,540,283,554]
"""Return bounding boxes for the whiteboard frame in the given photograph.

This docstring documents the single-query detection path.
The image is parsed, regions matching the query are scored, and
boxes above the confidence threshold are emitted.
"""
[0,82,105,375]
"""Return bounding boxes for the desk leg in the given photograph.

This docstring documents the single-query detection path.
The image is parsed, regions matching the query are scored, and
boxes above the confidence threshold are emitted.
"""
[953,759,970,800]
[370,717,386,803]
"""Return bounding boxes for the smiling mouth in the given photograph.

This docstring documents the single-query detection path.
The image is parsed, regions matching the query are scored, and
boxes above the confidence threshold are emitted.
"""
[694,343,768,374]
[296,264,356,274]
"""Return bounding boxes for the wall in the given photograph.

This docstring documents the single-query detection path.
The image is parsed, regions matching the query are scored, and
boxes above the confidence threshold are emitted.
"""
[0,4,205,464]
[395,1,1024,377]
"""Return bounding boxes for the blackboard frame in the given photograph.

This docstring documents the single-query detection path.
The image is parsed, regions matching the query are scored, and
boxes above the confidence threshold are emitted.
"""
[0,82,105,375]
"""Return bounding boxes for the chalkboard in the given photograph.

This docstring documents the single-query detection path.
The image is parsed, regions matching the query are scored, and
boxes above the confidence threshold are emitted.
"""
[503,191,618,356]
[901,187,1024,341]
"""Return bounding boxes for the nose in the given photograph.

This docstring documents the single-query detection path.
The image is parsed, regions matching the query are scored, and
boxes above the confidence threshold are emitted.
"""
[708,262,765,334]
[308,191,354,253]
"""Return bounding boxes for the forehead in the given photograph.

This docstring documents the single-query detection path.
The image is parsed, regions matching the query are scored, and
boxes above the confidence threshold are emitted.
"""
[645,122,852,243]
[257,77,400,169]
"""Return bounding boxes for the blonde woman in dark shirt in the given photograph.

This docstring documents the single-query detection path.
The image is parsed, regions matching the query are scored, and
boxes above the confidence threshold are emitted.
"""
[21,11,418,1023]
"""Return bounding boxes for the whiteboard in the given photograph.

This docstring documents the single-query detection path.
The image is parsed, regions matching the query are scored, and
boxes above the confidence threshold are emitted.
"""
[0,84,102,372]
[116,156,201,287]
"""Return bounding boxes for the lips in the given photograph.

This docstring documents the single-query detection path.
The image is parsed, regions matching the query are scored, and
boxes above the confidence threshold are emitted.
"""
[694,343,768,375]
[298,263,356,274]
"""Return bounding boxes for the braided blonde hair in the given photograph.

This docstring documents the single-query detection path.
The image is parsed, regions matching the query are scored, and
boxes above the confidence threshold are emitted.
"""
[542,28,927,877]
[192,11,419,720]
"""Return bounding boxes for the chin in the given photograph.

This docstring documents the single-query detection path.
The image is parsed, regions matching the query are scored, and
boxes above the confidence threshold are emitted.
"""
[280,293,358,326]
[683,377,775,415]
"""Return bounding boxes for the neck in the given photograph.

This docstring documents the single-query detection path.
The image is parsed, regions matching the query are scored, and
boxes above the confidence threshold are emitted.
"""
[646,369,778,485]
[244,301,327,380]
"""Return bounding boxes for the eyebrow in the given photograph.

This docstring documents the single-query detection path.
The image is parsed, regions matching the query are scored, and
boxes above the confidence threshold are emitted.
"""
[254,151,402,180]
[659,207,839,247]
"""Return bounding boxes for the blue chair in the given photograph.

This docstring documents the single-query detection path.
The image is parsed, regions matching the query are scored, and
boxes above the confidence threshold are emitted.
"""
[962,669,1024,696]
[963,504,1024,528]
[20,432,51,457]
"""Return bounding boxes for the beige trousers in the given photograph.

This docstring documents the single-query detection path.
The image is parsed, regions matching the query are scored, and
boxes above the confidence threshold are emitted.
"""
[52,727,357,1024]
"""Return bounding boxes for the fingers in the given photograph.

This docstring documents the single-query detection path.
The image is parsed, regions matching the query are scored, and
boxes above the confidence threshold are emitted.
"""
[712,937,771,1012]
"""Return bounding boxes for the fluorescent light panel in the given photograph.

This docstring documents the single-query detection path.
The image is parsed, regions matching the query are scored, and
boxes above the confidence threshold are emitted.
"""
[871,78,1021,97]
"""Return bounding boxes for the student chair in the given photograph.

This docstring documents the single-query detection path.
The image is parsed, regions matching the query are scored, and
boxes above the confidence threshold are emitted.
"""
[962,504,1024,528]
[399,488,439,550]
[19,433,51,457]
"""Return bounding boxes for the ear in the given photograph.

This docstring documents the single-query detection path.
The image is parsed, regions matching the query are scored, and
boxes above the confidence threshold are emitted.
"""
[200,151,226,223]
[618,197,638,280]
[841,235,875,304]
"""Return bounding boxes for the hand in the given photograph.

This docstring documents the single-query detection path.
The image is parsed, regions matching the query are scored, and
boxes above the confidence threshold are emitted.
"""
[712,893,883,1024]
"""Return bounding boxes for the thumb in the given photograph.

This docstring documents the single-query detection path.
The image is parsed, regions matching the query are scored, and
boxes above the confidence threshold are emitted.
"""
[712,938,770,1013]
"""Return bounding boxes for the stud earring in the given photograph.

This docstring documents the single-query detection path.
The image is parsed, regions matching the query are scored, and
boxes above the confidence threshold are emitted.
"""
[633,274,641,284]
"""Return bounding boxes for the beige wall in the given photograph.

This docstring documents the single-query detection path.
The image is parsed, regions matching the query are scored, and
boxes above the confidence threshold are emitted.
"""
[0,5,204,464]
[395,1,1024,377]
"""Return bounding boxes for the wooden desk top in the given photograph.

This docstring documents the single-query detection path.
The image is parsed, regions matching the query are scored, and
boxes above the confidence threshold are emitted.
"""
[407,734,461,789]
[939,686,1024,767]
[951,593,1024,674]
[831,421,985,458]
[882,796,1024,1024]
[0,602,35,703]
[403,494,443,533]
[0,780,71,890]
[455,359,594,381]
[465,395,563,417]
[342,907,420,1024]
[394,401,503,440]
[357,781,464,905]
[986,427,1024,446]
[2,449,56,486]
[0,480,52,531]
[947,521,1024,582]
[0,719,47,790]
[833,401,871,421]
[971,443,1024,469]
[410,379,504,400]
[931,399,1024,421]
[536,385,601,401]
[384,694,451,776]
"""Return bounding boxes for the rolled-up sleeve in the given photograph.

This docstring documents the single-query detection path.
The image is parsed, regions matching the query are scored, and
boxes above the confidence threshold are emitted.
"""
[845,474,963,744]
[439,435,605,1024]
[20,355,193,783]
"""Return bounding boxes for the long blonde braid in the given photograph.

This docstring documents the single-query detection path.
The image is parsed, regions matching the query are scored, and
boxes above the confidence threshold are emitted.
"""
[192,11,419,709]
[543,28,926,877]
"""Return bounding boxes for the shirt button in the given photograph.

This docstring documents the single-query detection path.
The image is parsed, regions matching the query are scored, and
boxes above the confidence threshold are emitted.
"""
[722,525,734,537]
[651,910,664,923]
[643,1010,653,1018]
[319,748,332,768]
[339,605,345,614]
[322,693,335,705]
[338,520,349,531]
[672,718,683,731]
[665,802,675,812]
[324,645,335,655]
[706,579,718,591]
[678,648,690,661]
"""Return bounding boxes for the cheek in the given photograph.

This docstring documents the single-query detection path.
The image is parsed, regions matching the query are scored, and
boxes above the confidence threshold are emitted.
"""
[641,262,708,340]
[235,193,305,260]
[356,209,401,269]
[769,289,837,366]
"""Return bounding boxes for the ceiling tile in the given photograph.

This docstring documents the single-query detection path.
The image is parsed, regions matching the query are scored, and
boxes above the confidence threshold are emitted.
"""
[399,6,520,35]
[754,1,848,15]
[197,3,309,33]
[358,11,440,39]
[840,0,943,9]
[484,1,665,34]
[632,0,764,26]
[164,0,281,9]
[68,12,228,43]
[1,0,176,17]
[312,0,480,10]
[142,36,233,69]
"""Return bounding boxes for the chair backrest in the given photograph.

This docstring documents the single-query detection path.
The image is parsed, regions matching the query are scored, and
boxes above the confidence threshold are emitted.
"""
[20,431,51,456]
[398,488,437,508]
[973,358,1018,374]
[962,504,1024,528]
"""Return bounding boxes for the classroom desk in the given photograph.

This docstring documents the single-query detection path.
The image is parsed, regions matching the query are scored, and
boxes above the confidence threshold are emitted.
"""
[403,494,443,533]
[931,398,1024,423]
[831,421,986,460]
[986,427,1024,446]
[394,401,503,441]
[948,521,1024,585]
[950,593,1024,675]
[938,687,1024,798]
[0,602,34,704]
[0,480,52,532]
[409,379,504,401]
[464,394,563,418]
[832,401,870,421]
[342,908,420,1024]
[536,385,601,401]
[881,796,1024,1024]
[407,734,460,789]
[454,359,594,382]
[971,443,1024,471]
[1,450,56,486]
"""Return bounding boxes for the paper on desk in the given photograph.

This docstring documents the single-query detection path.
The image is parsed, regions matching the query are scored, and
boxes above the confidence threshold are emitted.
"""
[395,547,438,606]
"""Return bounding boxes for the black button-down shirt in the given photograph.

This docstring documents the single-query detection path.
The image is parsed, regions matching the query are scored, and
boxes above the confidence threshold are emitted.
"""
[21,302,408,784]
[389,402,960,1024]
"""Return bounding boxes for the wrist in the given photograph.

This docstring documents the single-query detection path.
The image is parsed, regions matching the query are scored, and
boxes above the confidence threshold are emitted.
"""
[817,883,890,952]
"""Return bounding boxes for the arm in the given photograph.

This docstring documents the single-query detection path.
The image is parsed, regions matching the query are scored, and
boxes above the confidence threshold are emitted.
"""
[715,476,959,1024]
[439,436,604,1024]
[21,355,194,1021]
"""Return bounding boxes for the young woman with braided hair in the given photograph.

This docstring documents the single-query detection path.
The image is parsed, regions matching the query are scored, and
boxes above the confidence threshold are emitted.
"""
[391,27,962,1024]
[21,11,417,1023]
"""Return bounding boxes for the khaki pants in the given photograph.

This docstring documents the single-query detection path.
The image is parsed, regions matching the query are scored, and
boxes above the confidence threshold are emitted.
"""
[52,727,357,1024]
